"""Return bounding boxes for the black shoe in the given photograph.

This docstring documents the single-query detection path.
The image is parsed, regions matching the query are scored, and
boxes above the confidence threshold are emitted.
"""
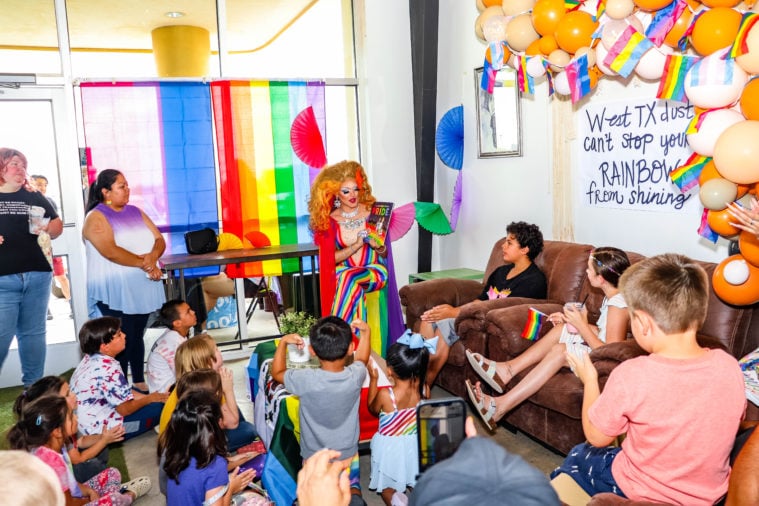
[348,493,367,506]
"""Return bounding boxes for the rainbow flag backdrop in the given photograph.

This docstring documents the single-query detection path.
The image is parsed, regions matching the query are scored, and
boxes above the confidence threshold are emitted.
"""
[521,307,547,341]
[656,54,698,102]
[211,80,325,278]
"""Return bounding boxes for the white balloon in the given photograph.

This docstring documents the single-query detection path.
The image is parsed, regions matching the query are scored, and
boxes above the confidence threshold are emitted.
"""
[605,0,635,19]
[635,45,672,80]
[483,15,509,43]
[687,109,744,157]
[526,55,547,77]
[554,71,571,95]
[724,259,751,285]
[685,52,749,109]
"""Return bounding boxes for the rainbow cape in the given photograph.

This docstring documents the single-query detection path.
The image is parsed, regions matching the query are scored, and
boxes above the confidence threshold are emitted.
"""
[521,307,547,341]
[210,80,325,278]
[670,153,710,192]
[603,25,654,78]
[656,54,698,102]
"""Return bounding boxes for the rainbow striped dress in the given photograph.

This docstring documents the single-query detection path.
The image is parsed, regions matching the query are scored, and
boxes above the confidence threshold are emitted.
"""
[369,388,419,493]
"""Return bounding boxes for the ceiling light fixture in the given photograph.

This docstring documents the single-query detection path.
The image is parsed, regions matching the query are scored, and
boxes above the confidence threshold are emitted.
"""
[164,11,185,18]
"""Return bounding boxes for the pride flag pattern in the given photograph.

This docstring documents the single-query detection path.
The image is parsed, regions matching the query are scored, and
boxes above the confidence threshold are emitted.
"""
[670,153,710,192]
[521,307,547,341]
[565,54,592,103]
[80,82,219,277]
[656,54,698,102]
[210,80,325,277]
[603,25,654,78]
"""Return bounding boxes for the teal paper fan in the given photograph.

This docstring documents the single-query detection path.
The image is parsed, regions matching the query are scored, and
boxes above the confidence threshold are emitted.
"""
[435,105,464,170]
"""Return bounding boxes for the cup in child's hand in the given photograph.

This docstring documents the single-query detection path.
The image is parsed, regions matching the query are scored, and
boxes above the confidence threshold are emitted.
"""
[28,205,48,234]
[287,337,310,363]
[564,302,583,333]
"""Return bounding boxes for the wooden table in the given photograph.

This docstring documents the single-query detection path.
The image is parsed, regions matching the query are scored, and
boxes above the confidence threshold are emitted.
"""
[160,244,319,343]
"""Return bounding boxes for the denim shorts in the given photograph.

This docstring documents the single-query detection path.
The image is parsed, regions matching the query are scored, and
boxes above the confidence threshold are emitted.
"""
[550,442,626,497]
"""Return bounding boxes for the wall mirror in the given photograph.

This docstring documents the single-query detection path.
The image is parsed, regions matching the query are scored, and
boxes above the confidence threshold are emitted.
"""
[475,66,522,158]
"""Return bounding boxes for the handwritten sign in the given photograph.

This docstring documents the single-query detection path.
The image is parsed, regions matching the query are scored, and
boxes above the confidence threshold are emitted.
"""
[578,97,695,212]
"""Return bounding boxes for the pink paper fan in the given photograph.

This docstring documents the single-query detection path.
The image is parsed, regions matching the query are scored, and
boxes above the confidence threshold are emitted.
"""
[389,202,416,241]
[450,172,463,232]
[290,106,327,168]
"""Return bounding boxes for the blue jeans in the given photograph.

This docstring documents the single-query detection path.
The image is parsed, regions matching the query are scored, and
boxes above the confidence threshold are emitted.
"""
[0,271,52,386]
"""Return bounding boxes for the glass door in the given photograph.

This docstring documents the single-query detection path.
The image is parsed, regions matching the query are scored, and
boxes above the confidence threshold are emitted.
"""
[0,86,85,387]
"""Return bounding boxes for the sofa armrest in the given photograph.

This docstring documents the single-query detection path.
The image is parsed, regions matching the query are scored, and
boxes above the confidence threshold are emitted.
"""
[590,340,647,364]
[399,279,483,330]
[483,303,565,361]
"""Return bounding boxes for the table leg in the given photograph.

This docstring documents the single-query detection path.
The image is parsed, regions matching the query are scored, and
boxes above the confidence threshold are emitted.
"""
[234,277,248,342]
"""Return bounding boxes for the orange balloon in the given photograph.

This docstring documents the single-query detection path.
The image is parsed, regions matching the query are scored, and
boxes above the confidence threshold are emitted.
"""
[740,78,759,121]
[701,0,740,7]
[663,8,692,48]
[482,0,503,6]
[588,67,600,89]
[554,11,598,54]
[532,0,567,36]
[539,35,559,55]
[633,0,674,11]
[691,7,743,56]
[485,43,509,65]
[707,208,741,237]
[740,230,759,267]
[738,183,751,198]
[699,160,721,185]
[712,254,759,305]
[526,38,543,56]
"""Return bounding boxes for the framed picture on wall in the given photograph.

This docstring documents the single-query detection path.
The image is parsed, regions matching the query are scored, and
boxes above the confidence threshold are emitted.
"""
[474,67,522,158]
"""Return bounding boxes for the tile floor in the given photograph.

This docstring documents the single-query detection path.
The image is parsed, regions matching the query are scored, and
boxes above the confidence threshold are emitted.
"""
[123,309,564,505]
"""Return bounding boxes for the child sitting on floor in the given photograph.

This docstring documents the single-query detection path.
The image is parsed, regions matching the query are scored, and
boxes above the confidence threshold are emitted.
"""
[555,254,746,505]
[8,395,151,505]
[71,317,168,441]
[367,330,433,505]
[271,316,372,504]
[145,299,197,393]
[159,390,257,506]
[14,375,125,483]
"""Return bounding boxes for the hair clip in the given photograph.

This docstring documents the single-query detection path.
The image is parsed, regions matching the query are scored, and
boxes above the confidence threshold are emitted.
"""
[36,415,43,426]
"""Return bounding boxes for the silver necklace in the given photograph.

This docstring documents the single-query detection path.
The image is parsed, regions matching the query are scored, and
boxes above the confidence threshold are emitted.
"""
[338,208,365,231]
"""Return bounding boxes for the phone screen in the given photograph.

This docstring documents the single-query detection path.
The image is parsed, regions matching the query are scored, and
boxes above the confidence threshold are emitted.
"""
[416,397,466,473]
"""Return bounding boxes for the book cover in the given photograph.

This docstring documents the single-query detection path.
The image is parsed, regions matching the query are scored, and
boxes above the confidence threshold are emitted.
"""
[365,201,393,244]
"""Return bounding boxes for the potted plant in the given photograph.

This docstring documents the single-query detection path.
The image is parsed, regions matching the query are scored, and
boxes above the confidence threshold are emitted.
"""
[278,311,317,337]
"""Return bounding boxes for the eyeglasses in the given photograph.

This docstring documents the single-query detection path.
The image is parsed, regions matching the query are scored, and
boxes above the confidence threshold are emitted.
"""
[590,255,620,276]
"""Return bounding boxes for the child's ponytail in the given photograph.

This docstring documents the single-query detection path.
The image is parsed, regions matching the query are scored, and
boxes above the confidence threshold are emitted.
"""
[7,396,68,451]
[388,331,434,399]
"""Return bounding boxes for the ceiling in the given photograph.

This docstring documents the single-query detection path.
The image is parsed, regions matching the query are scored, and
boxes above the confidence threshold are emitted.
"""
[0,0,317,51]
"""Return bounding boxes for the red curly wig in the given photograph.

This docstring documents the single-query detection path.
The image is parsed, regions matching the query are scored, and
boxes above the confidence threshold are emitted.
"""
[308,160,376,233]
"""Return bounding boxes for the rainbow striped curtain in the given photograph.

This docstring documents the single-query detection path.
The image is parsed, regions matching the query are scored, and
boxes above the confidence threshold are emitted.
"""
[80,82,219,276]
[211,80,325,277]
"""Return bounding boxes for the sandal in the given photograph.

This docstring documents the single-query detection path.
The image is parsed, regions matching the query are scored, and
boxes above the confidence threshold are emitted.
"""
[465,349,508,394]
[465,379,498,431]
[121,476,152,499]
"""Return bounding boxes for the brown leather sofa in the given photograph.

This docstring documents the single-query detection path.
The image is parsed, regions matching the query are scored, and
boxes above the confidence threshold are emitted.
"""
[399,239,759,454]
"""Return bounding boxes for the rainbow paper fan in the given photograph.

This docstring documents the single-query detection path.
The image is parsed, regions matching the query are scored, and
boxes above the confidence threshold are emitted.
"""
[450,172,463,232]
[389,202,416,241]
[290,106,327,169]
[414,201,453,235]
[435,105,464,170]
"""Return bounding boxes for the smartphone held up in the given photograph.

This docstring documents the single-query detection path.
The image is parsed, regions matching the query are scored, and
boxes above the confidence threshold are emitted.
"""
[416,397,466,473]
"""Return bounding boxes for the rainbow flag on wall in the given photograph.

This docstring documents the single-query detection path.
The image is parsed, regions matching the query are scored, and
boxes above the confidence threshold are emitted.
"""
[670,153,710,192]
[210,80,325,278]
[603,25,654,78]
[80,82,219,277]
[521,307,547,341]
[656,54,698,102]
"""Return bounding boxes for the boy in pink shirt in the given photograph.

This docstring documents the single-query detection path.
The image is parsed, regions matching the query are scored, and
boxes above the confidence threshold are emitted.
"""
[554,254,745,505]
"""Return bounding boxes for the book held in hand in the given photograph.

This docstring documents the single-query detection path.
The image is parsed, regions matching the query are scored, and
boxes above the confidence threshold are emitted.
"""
[365,201,393,245]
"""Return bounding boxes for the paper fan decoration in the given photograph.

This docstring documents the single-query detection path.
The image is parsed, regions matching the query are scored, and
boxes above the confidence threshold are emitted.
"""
[450,172,463,232]
[388,202,416,241]
[414,202,453,235]
[290,106,327,168]
[435,105,464,170]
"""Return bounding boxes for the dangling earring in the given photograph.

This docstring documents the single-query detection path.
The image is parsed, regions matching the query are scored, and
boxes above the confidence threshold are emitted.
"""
[334,196,340,208]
